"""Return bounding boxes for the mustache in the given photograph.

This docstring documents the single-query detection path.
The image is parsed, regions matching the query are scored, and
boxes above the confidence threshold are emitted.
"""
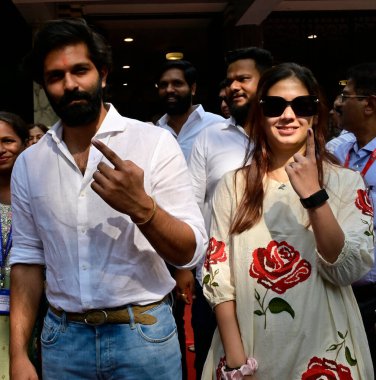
[59,90,91,107]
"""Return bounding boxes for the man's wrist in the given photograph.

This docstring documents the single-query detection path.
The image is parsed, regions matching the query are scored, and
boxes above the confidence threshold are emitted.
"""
[131,195,157,225]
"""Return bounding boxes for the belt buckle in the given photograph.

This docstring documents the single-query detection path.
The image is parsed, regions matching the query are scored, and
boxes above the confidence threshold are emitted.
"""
[84,309,108,326]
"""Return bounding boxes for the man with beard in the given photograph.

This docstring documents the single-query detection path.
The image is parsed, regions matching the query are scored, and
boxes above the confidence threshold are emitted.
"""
[156,60,224,161]
[187,46,273,380]
[155,59,223,380]
[9,18,207,380]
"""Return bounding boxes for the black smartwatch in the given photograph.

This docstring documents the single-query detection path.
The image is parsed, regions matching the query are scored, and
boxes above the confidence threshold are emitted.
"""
[300,189,329,209]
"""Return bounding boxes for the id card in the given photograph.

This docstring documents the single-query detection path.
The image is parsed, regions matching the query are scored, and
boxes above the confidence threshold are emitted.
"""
[0,288,10,315]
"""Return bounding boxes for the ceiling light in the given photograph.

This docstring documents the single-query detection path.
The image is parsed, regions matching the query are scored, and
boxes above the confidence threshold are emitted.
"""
[339,80,348,86]
[123,83,128,86]
[123,65,130,69]
[166,52,184,60]
[124,37,134,42]
[307,34,317,39]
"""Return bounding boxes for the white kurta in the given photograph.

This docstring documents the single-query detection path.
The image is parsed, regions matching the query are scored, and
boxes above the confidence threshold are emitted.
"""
[202,164,374,380]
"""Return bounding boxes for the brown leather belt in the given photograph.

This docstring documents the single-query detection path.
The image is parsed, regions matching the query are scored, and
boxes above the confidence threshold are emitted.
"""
[49,297,167,326]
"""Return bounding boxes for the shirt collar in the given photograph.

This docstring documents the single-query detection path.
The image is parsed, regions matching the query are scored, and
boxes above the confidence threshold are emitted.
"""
[47,103,125,144]
[156,104,203,127]
[352,136,376,154]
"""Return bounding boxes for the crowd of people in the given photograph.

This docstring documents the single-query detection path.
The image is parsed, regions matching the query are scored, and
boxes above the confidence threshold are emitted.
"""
[0,16,375,380]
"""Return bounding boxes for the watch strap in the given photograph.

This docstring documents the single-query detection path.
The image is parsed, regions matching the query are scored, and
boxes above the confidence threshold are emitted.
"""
[300,189,329,209]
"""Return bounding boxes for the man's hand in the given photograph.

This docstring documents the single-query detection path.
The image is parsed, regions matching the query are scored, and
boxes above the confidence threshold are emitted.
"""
[10,354,39,380]
[91,139,153,222]
[285,128,321,199]
[174,269,195,305]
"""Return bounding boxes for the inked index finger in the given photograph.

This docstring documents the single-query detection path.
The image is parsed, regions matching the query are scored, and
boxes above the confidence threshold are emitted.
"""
[92,139,123,169]
[305,128,316,159]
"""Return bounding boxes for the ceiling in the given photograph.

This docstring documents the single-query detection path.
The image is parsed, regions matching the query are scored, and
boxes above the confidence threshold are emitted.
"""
[10,0,376,121]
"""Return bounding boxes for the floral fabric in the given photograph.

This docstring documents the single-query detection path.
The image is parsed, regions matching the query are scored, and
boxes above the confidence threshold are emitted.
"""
[202,165,374,380]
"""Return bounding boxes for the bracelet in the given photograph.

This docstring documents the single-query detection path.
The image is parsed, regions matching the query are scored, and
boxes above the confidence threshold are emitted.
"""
[134,196,157,225]
[300,189,329,209]
[221,357,258,379]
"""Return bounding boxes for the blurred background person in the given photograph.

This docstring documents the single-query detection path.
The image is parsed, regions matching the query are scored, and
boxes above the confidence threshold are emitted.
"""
[26,122,49,147]
[155,59,224,379]
[0,111,28,380]
[218,79,231,119]
[326,62,376,376]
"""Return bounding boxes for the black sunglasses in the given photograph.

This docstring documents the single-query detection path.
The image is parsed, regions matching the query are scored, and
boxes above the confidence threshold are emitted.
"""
[260,95,319,117]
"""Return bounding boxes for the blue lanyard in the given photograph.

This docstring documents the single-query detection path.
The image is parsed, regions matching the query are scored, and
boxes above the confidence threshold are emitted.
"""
[0,219,12,270]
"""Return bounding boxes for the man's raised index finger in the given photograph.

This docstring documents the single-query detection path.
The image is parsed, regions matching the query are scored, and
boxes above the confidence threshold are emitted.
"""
[92,139,123,169]
[306,128,316,158]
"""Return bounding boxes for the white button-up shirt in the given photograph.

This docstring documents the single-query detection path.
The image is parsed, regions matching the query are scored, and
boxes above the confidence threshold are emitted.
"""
[188,117,250,281]
[156,104,224,161]
[10,104,207,312]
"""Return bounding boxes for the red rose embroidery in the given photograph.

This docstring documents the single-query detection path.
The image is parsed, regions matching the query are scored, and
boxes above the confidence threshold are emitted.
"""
[355,189,373,217]
[301,356,353,380]
[250,240,311,294]
[204,237,227,270]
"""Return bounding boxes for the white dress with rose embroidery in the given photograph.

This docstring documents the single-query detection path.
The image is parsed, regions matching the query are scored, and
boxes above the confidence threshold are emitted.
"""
[202,164,374,380]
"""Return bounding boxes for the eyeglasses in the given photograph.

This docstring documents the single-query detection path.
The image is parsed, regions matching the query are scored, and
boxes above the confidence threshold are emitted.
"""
[260,95,319,117]
[339,93,370,103]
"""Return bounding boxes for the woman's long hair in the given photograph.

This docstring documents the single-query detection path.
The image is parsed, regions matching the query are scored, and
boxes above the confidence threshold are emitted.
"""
[230,62,338,234]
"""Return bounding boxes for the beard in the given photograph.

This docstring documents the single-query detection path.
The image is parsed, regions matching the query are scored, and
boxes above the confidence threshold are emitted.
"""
[229,101,251,127]
[46,78,103,127]
[161,92,192,115]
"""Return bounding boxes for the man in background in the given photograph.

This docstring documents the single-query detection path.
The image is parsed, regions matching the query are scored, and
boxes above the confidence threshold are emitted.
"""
[156,59,223,379]
[328,62,376,377]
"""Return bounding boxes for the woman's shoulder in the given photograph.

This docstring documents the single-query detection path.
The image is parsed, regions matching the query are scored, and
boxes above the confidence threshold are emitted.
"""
[324,162,363,184]
[324,162,365,202]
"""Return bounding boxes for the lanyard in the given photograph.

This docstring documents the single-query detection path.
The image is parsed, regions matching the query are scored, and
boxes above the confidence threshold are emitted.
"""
[0,220,12,270]
[344,147,376,177]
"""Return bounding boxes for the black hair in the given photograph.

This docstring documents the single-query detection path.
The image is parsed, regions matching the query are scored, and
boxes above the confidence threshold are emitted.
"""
[25,18,113,85]
[346,62,376,96]
[27,122,49,134]
[157,60,197,87]
[0,111,29,144]
[225,47,273,74]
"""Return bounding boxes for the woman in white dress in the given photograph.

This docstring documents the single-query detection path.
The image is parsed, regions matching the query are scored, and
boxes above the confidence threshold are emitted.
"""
[202,63,374,380]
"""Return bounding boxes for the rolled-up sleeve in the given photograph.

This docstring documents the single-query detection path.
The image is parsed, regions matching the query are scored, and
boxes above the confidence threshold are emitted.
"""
[10,154,45,266]
[150,130,208,269]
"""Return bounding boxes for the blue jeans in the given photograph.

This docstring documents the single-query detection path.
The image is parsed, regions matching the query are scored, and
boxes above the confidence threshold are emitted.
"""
[41,298,182,379]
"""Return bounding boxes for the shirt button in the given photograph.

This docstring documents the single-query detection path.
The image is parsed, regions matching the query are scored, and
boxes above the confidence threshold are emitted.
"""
[80,192,85,197]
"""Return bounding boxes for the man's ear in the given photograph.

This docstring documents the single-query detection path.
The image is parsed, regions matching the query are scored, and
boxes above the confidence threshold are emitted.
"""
[364,95,376,116]
[100,67,109,88]
[191,83,197,96]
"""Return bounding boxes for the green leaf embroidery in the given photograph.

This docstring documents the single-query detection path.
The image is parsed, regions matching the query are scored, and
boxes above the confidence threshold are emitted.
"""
[203,274,210,284]
[254,310,263,316]
[212,282,219,287]
[325,330,357,366]
[327,344,338,351]
[268,297,295,319]
[345,346,357,366]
